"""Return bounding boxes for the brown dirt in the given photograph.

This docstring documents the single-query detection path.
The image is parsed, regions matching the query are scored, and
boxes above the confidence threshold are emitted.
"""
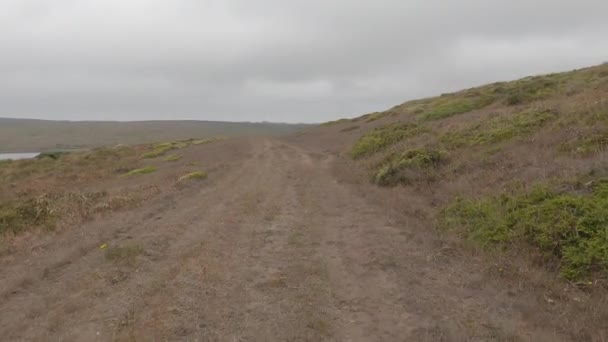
[0,137,602,341]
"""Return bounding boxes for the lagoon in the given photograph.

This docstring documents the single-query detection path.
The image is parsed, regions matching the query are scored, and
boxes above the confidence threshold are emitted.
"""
[0,152,40,161]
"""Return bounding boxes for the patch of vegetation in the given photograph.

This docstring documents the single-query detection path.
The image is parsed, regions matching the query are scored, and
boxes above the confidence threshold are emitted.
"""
[441,109,556,149]
[124,166,157,176]
[0,197,55,235]
[105,244,144,264]
[321,118,351,126]
[340,125,360,132]
[142,138,224,159]
[561,131,608,156]
[37,151,70,160]
[440,180,608,280]
[373,148,445,186]
[191,137,224,145]
[421,93,495,121]
[141,145,176,159]
[365,111,395,123]
[351,123,427,159]
[164,154,182,162]
[177,171,207,183]
[499,75,563,105]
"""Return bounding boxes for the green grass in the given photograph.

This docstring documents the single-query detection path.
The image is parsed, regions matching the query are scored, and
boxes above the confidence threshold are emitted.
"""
[441,109,556,149]
[351,123,427,159]
[440,180,608,280]
[373,148,445,186]
[164,154,182,162]
[141,148,172,159]
[177,171,207,183]
[124,166,157,176]
[420,93,495,121]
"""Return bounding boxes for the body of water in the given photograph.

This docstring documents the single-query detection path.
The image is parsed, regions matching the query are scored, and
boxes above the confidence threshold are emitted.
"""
[0,152,40,161]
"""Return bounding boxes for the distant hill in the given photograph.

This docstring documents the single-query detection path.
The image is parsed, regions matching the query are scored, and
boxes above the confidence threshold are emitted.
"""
[0,118,312,152]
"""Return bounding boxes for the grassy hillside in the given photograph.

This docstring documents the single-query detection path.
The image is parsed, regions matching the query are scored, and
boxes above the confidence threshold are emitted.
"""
[0,137,228,239]
[319,63,608,282]
[0,118,311,152]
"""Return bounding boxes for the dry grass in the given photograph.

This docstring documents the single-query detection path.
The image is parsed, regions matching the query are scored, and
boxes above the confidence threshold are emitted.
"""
[0,142,166,241]
[164,154,182,162]
[105,244,144,265]
[177,171,208,183]
[124,166,157,176]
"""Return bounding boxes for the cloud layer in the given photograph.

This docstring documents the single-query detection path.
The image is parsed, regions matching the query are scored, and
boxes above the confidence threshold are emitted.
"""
[1,0,607,122]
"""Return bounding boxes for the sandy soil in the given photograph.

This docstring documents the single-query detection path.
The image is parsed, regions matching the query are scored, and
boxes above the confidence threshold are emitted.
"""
[0,138,585,341]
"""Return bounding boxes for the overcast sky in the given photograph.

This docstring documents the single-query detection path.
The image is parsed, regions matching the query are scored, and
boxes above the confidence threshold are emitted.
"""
[1,0,607,123]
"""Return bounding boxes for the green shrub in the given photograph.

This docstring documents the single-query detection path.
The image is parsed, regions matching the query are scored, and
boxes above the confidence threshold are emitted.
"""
[0,197,55,235]
[177,171,207,183]
[421,95,495,121]
[351,123,427,159]
[124,166,157,176]
[440,181,608,280]
[373,148,445,186]
[441,109,556,149]
[502,76,561,106]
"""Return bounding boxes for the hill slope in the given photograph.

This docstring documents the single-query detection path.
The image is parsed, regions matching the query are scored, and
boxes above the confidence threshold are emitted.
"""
[301,63,608,278]
[0,118,311,152]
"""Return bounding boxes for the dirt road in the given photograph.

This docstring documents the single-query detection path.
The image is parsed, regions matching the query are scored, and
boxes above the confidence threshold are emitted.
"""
[0,139,571,341]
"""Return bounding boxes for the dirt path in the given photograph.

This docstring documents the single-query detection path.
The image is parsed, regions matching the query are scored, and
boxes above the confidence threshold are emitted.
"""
[0,138,571,341]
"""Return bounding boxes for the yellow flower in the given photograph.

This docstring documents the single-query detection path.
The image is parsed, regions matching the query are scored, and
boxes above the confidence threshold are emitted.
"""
[99,243,108,250]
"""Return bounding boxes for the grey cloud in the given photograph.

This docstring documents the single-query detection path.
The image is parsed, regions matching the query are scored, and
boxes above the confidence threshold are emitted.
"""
[1,0,607,123]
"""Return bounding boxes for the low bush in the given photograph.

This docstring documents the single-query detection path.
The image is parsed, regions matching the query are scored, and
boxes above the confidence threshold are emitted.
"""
[351,123,427,159]
[501,75,561,106]
[440,180,608,280]
[373,148,445,186]
[0,196,55,235]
